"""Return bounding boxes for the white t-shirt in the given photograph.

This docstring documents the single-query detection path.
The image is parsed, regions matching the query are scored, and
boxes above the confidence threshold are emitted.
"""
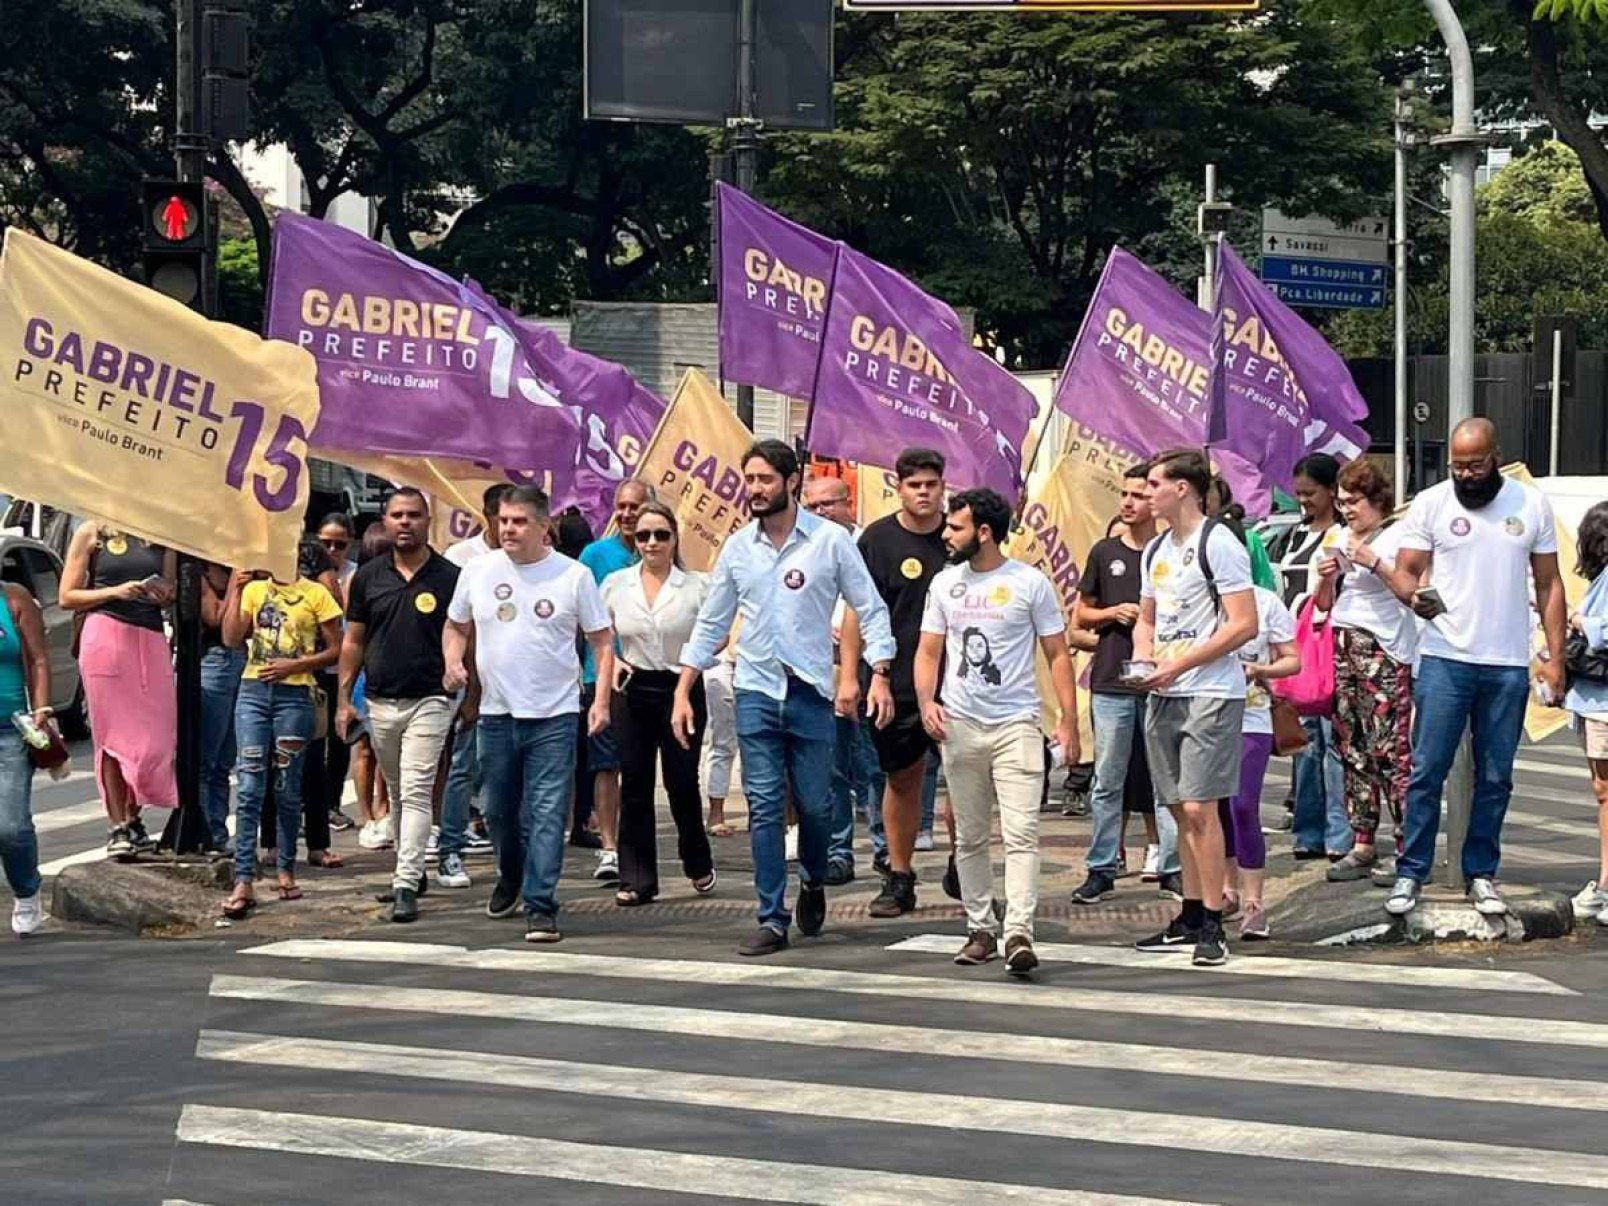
[446,549,610,719]
[1398,478,1557,667]
[1141,520,1254,700]
[1329,522,1419,667]
[1238,587,1296,735]
[444,534,499,569]
[921,558,1065,726]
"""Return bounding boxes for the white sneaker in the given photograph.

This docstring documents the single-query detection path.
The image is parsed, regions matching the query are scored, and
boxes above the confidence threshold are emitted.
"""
[1572,880,1608,920]
[358,821,393,850]
[1468,876,1508,917]
[11,894,43,936]
[784,825,799,863]
[914,830,935,852]
[426,827,440,857]
[1140,844,1161,883]
[593,849,619,881]
[437,853,471,889]
[1384,876,1420,917]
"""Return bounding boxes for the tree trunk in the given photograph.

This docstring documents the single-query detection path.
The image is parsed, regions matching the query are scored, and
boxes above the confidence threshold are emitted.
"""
[209,149,272,286]
[1527,14,1608,243]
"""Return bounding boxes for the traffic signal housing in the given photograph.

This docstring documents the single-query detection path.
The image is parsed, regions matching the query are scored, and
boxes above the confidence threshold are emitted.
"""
[141,179,209,311]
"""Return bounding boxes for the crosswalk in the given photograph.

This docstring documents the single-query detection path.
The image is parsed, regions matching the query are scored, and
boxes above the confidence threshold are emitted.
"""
[164,933,1604,1204]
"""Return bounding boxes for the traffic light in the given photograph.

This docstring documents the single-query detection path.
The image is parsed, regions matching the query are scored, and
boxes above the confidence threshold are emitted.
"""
[141,179,209,310]
[203,4,251,140]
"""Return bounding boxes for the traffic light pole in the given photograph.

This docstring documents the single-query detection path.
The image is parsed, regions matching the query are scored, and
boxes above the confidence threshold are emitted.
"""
[730,0,760,431]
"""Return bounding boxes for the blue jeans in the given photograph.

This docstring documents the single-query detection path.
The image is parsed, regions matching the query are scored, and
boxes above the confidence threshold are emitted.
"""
[1086,693,1180,876]
[1292,716,1350,855]
[866,751,938,860]
[232,680,316,883]
[200,646,245,849]
[736,677,835,932]
[830,715,882,869]
[1398,656,1530,883]
[477,713,576,917]
[440,717,479,857]
[0,734,39,898]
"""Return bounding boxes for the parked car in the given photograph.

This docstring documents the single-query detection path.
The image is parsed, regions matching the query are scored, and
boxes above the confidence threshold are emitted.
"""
[0,533,88,738]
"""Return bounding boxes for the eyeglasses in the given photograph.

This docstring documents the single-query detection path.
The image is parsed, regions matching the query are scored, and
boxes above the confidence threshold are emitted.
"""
[320,539,350,550]
[1450,456,1494,477]
[636,529,674,544]
[804,500,844,513]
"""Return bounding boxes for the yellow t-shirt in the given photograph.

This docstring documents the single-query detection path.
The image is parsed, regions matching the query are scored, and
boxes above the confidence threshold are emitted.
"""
[240,578,343,686]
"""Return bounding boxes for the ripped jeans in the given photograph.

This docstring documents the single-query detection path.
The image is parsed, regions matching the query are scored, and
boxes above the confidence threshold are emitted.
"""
[232,679,316,885]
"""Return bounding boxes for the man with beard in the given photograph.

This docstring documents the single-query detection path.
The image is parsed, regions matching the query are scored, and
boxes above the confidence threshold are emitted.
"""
[1385,418,1566,919]
[674,440,896,957]
[915,488,1079,975]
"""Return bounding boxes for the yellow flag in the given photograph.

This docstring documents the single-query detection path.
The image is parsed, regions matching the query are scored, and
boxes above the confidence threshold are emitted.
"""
[630,369,753,571]
[319,449,493,549]
[1503,463,1588,743]
[856,463,901,528]
[0,230,318,580]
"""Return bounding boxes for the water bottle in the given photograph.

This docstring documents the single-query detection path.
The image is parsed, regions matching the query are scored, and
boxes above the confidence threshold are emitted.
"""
[11,710,49,750]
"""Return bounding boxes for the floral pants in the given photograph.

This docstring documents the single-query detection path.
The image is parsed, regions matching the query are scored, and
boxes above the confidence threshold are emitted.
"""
[1331,626,1413,849]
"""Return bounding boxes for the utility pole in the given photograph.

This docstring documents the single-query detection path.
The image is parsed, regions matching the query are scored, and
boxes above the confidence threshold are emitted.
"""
[1198,164,1226,311]
[730,0,761,430]
[1392,85,1414,508]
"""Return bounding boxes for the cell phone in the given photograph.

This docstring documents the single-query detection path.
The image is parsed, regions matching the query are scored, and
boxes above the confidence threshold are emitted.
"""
[140,573,166,590]
[613,663,635,693]
[1413,586,1447,619]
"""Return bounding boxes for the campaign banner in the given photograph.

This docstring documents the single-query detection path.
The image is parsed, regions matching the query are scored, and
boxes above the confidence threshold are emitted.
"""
[810,246,1034,498]
[1210,242,1371,506]
[0,229,318,580]
[716,183,836,400]
[631,369,754,571]
[266,212,580,469]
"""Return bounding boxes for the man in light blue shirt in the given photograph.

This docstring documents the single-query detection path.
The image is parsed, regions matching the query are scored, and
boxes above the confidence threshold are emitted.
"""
[675,440,897,956]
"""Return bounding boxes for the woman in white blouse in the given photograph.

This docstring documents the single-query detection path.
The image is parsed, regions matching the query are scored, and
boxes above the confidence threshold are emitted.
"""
[601,502,718,905]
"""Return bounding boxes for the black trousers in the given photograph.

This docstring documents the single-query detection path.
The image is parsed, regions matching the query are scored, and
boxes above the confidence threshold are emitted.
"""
[616,671,711,898]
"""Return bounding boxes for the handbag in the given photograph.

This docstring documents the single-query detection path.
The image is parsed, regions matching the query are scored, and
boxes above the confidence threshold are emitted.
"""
[26,715,70,774]
[1271,597,1336,718]
[1270,697,1309,757]
[1565,628,1608,683]
[310,683,329,741]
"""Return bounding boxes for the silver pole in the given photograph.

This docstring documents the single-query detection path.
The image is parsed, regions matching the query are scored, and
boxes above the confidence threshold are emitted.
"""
[1393,91,1410,508]
[1550,327,1563,476]
[732,0,759,430]
[1201,163,1219,312]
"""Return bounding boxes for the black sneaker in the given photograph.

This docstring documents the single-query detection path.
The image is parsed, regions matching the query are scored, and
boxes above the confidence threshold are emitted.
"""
[1134,915,1198,953]
[127,817,155,851]
[569,828,603,850]
[1192,920,1229,966]
[823,860,855,887]
[328,808,355,833]
[390,887,419,924]
[738,925,789,957]
[797,884,827,937]
[1070,872,1116,905]
[485,879,520,918]
[1004,935,1039,976]
[941,853,962,901]
[379,870,429,904]
[872,851,892,879]
[867,871,917,918]
[1157,872,1184,902]
[524,912,561,943]
[106,827,134,859]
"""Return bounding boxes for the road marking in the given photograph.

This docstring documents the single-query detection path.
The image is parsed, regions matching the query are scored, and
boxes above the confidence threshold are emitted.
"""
[38,845,110,876]
[205,978,1608,1114]
[176,1103,1194,1205]
[883,935,1574,995]
[240,941,1608,1051]
[32,799,106,836]
[192,1032,1608,1191]
[1505,808,1600,842]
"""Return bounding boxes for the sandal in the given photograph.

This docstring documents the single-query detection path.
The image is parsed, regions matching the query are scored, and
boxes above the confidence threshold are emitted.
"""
[707,822,734,838]
[277,880,303,901]
[692,870,718,895]
[308,851,344,869]
[221,890,256,920]
[614,889,655,907]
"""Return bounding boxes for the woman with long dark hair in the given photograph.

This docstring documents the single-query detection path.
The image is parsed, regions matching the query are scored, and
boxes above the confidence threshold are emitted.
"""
[1567,501,1608,926]
[312,514,359,837]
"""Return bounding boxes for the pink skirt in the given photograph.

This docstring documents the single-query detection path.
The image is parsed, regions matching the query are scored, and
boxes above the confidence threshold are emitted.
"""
[79,612,179,809]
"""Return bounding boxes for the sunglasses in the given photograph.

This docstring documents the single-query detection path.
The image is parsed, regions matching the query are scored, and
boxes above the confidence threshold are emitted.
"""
[320,538,351,550]
[636,529,674,544]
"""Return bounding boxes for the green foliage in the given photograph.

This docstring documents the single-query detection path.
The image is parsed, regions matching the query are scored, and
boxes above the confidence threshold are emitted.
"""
[215,237,263,332]
[1534,0,1608,22]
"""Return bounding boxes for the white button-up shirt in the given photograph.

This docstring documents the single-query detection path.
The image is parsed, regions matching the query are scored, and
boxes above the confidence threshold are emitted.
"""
[601,563,709,671]
[680,508,896,701]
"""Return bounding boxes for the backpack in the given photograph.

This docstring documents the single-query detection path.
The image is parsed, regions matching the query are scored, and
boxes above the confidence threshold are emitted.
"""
[1141,517,1224,619]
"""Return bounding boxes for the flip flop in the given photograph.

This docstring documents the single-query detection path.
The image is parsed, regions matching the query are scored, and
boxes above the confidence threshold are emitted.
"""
[221,894,256,920]
[615,889,654,907]
[707,823,734,838]
[692,870,718,895]
[277,883,303,901]
[308,851,344,869]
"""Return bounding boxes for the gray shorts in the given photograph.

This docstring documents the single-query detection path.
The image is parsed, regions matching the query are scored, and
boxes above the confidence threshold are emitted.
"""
[1144,695,1246,806]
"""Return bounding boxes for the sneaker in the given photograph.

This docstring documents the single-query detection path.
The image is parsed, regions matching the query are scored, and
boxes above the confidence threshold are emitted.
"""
[1369,858,1398,889]
[593,850,619,882]
[1157,872,1183,902]
[1326,849,1378,882]
[437,853,471,889]
[1573,880,1608,920]
[328,808,355,833]
[1384,876,1421,917]
[797,884,827,937]
[872,850,892,879]
[358,821,393,851]
[106,827,133,858]
[464,830,494,855]
[953,929,999,965]
[1140,844,1161,882]
[568,828,603,850]
[1134,915,1197,952]
[868,871,917,918]
[941,854,962,901]
[390,887,419,924]
[426,827,440,857]
[1238,900,1269,941]
[128,817,155,851]
[1192,920,1229,966]
[374,871,428,905]
[485,879,521,918]
[1060,792,1088,818]
[1004,935,1039,976]
[1070,872,1116,905]
[823,860,854,887]
[1468,876,1508,917]
[11,894,44,936]
[914,830,935,852]
[784,825,799,863]
[524,913,561,943]
[738,925,789,957]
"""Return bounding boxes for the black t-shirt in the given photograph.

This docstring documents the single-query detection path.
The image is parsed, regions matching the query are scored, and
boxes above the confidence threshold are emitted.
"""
[1080,535,1144,695]
[346,550,460,700]
[857,513,949,705]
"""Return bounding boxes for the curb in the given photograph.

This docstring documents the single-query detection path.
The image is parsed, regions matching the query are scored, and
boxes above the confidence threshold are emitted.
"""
[50,861,221,934]
[1269,876,1575,946]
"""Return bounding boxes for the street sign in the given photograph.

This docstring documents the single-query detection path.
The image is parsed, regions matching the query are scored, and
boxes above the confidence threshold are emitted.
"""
[1265,280,1385,311]
[1413,401,1431,425]
[1261,208,1387,265]
[843,1,1257,9]
[1260,257,1386,288]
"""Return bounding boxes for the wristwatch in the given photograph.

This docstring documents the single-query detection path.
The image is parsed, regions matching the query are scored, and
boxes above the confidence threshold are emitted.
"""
[871,664,892,678]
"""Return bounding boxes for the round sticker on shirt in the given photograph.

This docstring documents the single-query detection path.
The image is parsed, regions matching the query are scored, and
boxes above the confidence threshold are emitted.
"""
[1110,561,1126,577]
[414,591,437,615]
[1450,517,1472,537]
[493,583,513,601]
[105,536,128,556]
[1151,560,1171,583]
[949,582,966,599]
[783,569,806,591]
[496,602,517,623]
[986,584,1012,608]
[534,598,555,619]
[1503,515,1525,537]
[899,557,923,581]
[1183,548,1196,566]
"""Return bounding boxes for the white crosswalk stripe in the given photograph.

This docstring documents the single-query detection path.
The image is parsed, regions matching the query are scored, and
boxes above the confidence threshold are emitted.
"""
[165,937,1606,1202]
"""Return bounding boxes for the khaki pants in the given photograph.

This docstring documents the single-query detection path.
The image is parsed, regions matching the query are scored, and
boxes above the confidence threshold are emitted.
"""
[941,715,1044,941]
[367,695,454,890]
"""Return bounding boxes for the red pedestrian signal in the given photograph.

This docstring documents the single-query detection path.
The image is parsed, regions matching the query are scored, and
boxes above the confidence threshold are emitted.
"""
[140,178,210,311]
[159,193,198,242]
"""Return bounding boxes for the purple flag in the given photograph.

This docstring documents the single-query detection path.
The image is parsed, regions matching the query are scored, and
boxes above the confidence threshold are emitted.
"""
[265,212,580,470]
[808,246,1035,496]
[716,182,836,399]
[1210,242,1371,499]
